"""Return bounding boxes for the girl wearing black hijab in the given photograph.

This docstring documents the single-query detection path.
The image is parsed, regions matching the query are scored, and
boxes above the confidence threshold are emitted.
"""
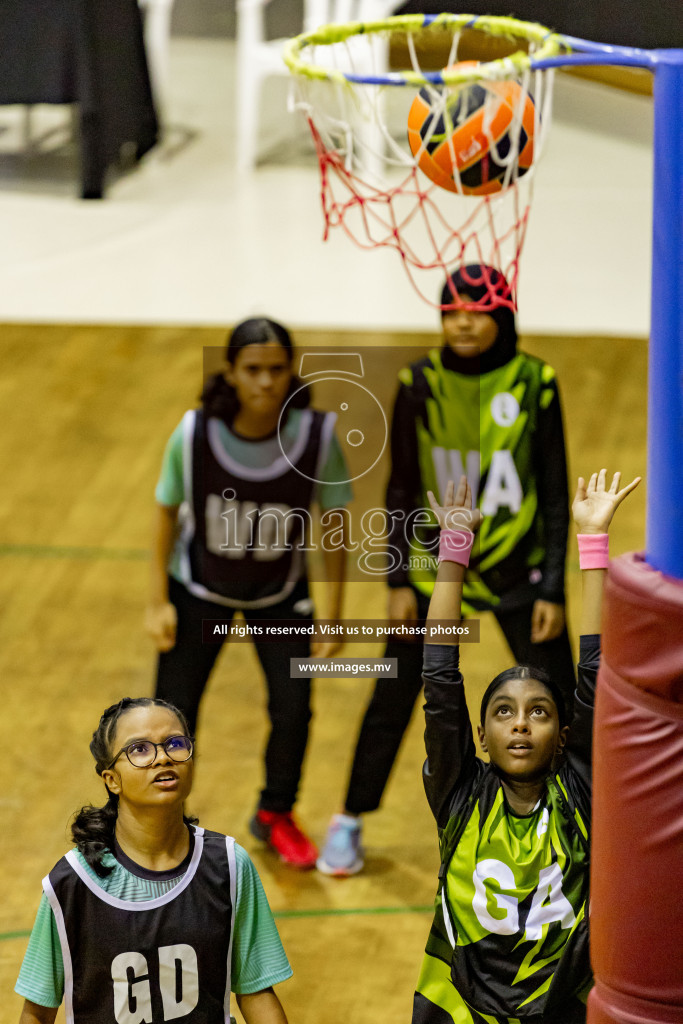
[318,265,575,876]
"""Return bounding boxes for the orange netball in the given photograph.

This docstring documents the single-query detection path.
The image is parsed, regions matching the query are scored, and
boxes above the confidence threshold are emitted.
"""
[407,62,536,196]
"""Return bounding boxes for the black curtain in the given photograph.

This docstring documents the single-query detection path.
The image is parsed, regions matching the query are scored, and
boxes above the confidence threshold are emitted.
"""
[0,0,158,197]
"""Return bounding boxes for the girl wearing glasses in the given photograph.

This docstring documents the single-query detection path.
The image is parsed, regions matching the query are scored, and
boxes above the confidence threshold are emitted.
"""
[15,696,292,1024]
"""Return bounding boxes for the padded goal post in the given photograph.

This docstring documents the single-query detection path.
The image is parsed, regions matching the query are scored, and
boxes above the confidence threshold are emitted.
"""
[589,553,683,1024]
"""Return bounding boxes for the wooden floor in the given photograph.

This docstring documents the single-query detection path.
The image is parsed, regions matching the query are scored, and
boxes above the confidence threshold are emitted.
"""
[0,324,647,1024]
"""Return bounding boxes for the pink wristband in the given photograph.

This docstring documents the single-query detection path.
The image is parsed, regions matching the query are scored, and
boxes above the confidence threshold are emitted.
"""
[439,529,475,567]
[577,533,609,569]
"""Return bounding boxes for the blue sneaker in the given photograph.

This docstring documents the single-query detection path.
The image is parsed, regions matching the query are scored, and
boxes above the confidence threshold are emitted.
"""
[316,814,364,876]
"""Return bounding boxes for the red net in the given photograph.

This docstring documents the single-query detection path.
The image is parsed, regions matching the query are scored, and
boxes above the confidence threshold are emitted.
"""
[285,18,556,311]
[311,118,529,310]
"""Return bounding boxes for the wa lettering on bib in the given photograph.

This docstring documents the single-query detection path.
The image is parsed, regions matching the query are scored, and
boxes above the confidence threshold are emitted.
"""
[431,448,523,519]
[405,351,556,608]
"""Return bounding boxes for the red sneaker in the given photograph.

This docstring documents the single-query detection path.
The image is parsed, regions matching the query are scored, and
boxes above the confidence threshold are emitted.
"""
[250,809,318,870]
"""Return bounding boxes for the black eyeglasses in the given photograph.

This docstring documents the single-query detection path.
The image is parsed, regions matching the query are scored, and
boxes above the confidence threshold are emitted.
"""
[106,734,194,770]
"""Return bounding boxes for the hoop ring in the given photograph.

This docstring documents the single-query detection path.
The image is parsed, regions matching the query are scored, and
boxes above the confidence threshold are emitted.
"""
[283,13,566,86]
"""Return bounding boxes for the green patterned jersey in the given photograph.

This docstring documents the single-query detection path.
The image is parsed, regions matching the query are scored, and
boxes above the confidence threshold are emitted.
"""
[398,350,562,613]
[413,640,599,1024]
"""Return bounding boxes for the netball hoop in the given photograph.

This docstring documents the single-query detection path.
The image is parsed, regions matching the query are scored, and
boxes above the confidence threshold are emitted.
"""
[285,11,683,577]
[284,14,565,310]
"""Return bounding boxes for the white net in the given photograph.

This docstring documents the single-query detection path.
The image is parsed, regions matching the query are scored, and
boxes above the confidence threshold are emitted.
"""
[285,16,558,310]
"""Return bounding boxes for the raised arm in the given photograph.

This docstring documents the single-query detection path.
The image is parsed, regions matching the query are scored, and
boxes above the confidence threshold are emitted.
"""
[572,469,641,635]
[422,478,483,825]
[425,477,482,642]
[564,470,641,790]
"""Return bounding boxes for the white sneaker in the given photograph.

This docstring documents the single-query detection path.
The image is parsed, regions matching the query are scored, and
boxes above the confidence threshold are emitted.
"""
[316,814,364,876]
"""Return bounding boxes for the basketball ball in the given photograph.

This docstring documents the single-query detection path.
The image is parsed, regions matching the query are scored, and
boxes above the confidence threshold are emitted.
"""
[407,62,536,196]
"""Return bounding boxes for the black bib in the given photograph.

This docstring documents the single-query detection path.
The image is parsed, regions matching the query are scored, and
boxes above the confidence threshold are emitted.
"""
[185,409,331,607]
[44,828,235,1024]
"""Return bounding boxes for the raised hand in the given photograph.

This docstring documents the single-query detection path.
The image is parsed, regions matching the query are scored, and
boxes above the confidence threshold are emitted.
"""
[572,469,641,535]
[426,476,483,534]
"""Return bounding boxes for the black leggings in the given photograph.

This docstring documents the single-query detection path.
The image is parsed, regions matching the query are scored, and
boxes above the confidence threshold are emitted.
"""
[344,591,577,815]
[155,576,313,813]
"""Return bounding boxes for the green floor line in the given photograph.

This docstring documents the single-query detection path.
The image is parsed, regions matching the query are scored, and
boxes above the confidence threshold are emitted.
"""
[1,930,31,942]
[1,904,433,942]
[0,544,149,561]
[274,904,433,920]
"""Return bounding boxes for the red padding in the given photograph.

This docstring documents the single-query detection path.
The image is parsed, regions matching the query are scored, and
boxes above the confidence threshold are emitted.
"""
[588,553,683,1024]
[601,551,683,703]
[590,981,683,1024]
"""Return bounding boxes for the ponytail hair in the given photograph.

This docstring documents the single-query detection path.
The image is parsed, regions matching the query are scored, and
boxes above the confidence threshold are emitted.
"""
[71,795,121,878]
[71,697,197,877]
[200,316,310,423]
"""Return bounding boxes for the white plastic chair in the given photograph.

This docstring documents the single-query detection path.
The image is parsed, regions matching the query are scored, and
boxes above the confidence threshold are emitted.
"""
[138,0,175,121]
[235,0,396,172]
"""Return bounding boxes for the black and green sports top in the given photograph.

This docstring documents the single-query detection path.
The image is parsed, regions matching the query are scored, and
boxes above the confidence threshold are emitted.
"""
[385,347,569,614]
[413,637,599,1024]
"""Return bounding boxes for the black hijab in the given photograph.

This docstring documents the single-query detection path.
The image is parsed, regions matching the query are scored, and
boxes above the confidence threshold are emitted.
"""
[440,264,518,376]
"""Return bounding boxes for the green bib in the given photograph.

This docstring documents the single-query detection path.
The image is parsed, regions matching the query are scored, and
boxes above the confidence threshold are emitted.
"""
[416,773,590,1023]
[403,350,556,612]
